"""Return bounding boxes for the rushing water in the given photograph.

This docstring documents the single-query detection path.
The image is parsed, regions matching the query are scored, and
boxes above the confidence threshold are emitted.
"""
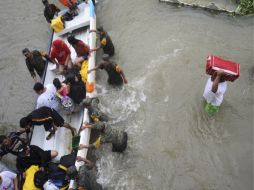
[0,0,253,189]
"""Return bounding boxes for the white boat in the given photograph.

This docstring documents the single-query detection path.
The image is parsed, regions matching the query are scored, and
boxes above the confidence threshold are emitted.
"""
[30,0,96,188]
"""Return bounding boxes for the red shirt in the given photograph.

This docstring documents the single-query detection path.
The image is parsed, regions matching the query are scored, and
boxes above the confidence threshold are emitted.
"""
[72,41,90,57]
[50,40,71,65]
[58,0,77,8]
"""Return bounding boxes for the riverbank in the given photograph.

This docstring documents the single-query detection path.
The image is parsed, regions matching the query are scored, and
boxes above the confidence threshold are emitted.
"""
[159,0,254,15]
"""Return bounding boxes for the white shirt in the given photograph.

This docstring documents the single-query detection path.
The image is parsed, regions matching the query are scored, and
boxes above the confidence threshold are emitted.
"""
[36,83,60,111]
[203,77,227,106]
[0,171,17,190]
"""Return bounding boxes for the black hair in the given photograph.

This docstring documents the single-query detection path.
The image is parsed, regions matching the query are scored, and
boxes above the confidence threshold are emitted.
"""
[53,78,62,90]
[65,73,75,84]
[97,26,104,32]
[33,82,44,92]
[22,48,29,54]
[20,117,29,128]
[0,135,7,144]
[67,35,79,45]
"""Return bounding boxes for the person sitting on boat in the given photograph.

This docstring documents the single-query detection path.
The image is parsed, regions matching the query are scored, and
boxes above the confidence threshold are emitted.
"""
[79,122,128,153]
[67,35,91,69]
[203,70,227,114]
[19,106,76,140]
[0,170,18,190]
[88,54,128,86]
[58,0,79,17]
[42,0,60,23]
[66,156,103,190]
[90,26,115,57]
[50,39,73,75]
[33,82,60,111]
[83,97,109,123]
[53,77,76,112]
[16,144,58,173]
[65,72,86,111]
[53,78,69,97]
[0,128,30,160]
[22,48,52,81]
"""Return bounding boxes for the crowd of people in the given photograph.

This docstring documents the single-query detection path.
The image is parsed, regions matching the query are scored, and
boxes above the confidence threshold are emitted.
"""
[0,0,128,189]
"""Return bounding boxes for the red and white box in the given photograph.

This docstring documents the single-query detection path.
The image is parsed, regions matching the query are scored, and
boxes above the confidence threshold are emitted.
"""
[206,55,240,82]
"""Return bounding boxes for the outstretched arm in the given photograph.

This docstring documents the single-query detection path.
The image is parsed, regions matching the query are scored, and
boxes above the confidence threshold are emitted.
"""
[13,176,18,190]
[120,70,128,84]
[88,65,100,74]
[76,156,94,167]
[212,70,224,93]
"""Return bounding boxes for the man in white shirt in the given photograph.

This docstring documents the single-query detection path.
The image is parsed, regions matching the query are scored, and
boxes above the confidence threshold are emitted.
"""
[0,170,18,190]
[33,82,60,111]
[203,70,227,114]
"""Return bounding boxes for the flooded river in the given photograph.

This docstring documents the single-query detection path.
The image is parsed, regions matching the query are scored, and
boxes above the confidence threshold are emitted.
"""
[0,0,253,189]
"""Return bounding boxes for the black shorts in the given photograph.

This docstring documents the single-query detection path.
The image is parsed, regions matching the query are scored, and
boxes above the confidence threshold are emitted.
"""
[44,150,52,163]
[112,132,128,153]
[51,109,65,127]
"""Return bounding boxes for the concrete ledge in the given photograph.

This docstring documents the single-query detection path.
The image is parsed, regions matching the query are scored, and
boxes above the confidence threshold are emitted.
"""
[159,0,239,14]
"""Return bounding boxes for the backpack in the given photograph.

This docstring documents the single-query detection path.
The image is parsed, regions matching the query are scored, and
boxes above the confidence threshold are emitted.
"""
[51,16,64,32]
[34,170,49,188]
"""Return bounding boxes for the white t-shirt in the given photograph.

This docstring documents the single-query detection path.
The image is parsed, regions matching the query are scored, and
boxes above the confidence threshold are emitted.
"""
[0,171,17,190]
[36,83,60,111]
[203,77,227,106]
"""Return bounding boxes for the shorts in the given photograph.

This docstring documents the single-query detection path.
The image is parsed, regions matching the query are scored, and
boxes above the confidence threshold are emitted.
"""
[44,150,52,163]
[112,132,128,153]
[205,103,220,114]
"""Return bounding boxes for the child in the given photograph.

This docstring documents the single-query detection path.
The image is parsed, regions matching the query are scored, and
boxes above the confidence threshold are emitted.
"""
[53,78,69,97]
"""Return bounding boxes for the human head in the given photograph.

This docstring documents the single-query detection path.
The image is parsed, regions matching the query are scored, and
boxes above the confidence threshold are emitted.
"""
[53,78,62,90]
[0,135,8,145]
[66,165,78,180]
[42,0,48,6]
[22,48,32,58]
[20,117,30,128]
[67,35,79,45]
[52,39,64,50]
[66,73,75,84]
[97,26,104,34]
[33,82,44,94]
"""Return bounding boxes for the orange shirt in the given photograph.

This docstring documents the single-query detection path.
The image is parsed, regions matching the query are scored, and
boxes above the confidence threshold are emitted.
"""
[58,0,77,8]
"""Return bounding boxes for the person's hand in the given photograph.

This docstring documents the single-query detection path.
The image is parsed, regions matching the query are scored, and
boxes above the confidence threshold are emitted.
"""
[76,156,83,162]
[89,29,96,33]
[79,144,88,150]
[124,78,128,84]
[32,76,37,83]
[216,70,225,77]
[22,172,26,179]
[81,123,89,130]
